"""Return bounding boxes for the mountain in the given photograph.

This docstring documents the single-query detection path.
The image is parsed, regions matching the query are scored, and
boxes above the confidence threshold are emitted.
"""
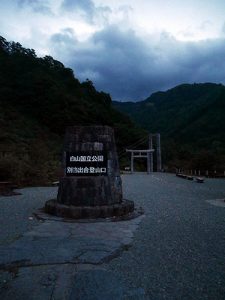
[0,36,146,185]
[114,83,225,172]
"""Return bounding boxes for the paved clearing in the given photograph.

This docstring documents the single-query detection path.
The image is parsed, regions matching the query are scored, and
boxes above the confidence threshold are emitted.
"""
[0,173,225,299]
[107,173,225,299]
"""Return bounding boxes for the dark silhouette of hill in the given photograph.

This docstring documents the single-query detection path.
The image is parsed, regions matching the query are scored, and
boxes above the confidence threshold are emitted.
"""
[0,36,145,184]
[114,83,225,172]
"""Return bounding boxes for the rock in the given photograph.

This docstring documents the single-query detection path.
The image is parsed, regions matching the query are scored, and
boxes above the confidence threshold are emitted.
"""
[45,126,134,219]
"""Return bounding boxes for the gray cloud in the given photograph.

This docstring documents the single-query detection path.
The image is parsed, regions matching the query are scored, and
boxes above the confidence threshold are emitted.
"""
[61,0,95,18]
[1,0,225,101]
[61,0,111,23]
[50,28,78,56]
[198,20,213,30]
[50,25,225,101]
[17,0,52,14]
[222,23,225,35]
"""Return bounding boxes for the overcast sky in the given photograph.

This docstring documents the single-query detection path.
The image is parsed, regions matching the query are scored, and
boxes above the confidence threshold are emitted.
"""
[1,0,225,101]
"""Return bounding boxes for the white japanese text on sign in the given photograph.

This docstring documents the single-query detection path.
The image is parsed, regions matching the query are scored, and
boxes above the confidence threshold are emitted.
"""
[66,152,107,176]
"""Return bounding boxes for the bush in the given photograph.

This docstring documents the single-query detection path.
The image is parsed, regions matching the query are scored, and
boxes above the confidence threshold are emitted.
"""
[0,154,30,184]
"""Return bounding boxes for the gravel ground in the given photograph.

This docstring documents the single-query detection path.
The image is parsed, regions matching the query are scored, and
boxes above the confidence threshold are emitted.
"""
[0,174,225,299]
[106,173,225,299]
[0,187,57,245]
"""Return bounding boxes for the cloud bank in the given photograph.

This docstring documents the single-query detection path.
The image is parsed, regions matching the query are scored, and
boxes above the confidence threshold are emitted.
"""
[1,0,225,100]
[50,25,225,100]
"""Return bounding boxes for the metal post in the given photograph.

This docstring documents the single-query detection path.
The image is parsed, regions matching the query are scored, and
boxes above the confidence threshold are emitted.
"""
[156,133,162,172]
[147,152,150,174]
[150,153,153,172]
[149,134,153,172]
[131,152,134,173]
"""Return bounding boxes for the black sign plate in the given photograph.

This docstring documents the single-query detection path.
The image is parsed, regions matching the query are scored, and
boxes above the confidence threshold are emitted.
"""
[66,151,108,176]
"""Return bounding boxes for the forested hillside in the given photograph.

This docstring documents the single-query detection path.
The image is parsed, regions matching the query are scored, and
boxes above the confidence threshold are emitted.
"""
[2,35,224,181]
[0,36,145,185]
[114,83,225,172]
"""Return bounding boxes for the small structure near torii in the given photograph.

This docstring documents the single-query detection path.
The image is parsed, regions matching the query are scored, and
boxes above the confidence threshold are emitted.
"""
[126,133,162,173]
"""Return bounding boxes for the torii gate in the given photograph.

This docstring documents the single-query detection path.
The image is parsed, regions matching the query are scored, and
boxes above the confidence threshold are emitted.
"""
[126,133,162,173]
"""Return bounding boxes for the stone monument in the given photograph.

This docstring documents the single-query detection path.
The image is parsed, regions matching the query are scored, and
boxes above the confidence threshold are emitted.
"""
[45,126,134,219]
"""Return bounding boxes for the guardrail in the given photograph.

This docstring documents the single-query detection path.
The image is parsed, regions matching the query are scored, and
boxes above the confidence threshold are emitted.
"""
[176,173,204,183]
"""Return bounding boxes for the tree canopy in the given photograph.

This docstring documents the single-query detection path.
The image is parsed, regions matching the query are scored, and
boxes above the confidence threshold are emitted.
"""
[0,36,145,184]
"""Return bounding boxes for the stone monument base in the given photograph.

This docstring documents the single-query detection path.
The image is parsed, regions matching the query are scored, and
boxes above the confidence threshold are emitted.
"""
[45,199,134,219]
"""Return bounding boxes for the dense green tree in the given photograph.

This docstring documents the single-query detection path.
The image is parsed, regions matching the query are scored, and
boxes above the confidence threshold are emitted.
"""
[0,36,145,185]
[114,83,225,172]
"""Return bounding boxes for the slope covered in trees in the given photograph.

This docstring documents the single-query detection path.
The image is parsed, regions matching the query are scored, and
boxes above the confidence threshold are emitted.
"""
[114,83,225,172]
[0,36,145,185]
